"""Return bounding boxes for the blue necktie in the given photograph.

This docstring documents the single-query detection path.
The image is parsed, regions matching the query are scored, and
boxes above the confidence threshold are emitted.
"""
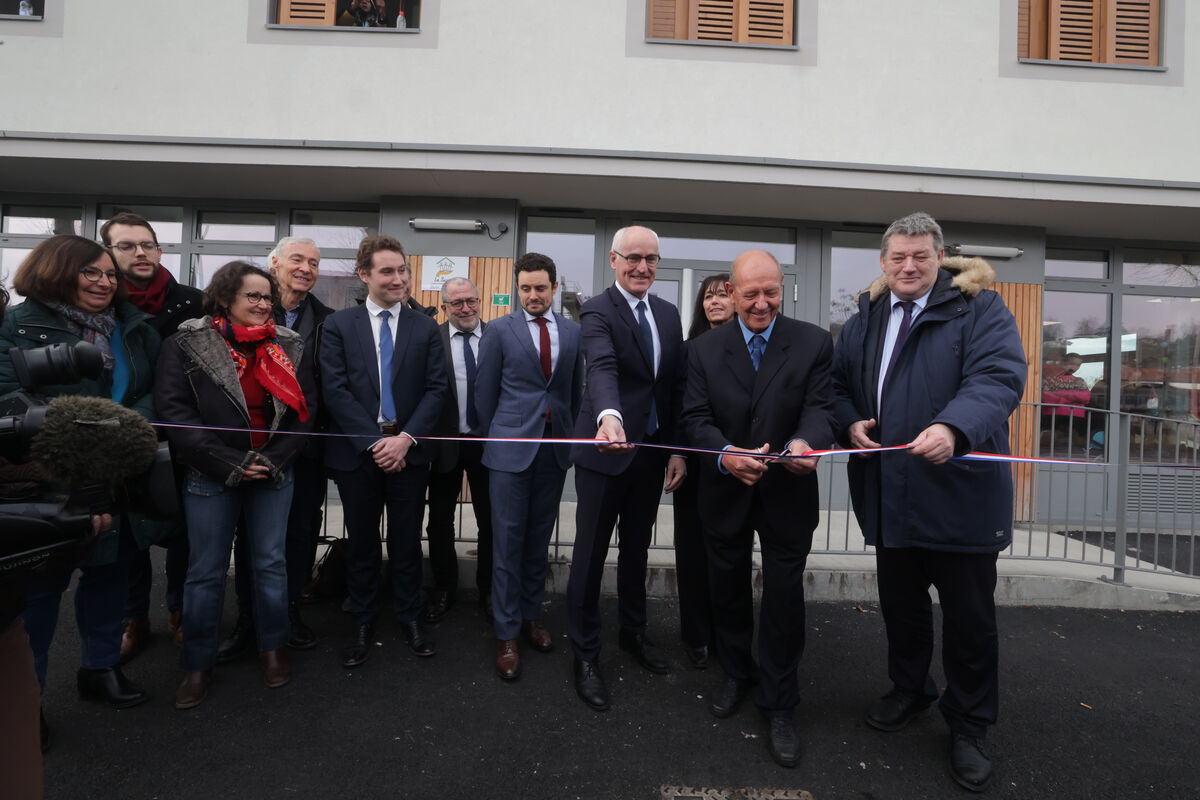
[749,333,765,371]
[635,300,658,436]
[379,310,396,421]
[458,330,479,431]
[882,300,914,395]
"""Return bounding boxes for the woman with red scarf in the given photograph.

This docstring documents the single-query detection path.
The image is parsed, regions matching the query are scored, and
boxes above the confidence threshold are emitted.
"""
[154,261,316,709]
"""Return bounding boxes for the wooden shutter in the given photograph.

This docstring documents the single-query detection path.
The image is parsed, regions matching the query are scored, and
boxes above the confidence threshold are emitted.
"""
[1019,0,1051,59]
[648,0,688,40]
[1102,0,1160,65]
[737,0,793,45]
[278,0,336,26]
[689,0,736,42]
[994,281,1043,523]
[1049,0,1101,61]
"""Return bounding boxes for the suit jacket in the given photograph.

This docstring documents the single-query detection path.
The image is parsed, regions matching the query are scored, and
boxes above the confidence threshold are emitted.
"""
[432,319,486,473]
[570,286,686,475]
[319,303,448,472]
[475,310,583,473]
[277,293,335,461]
[681,315,835,537]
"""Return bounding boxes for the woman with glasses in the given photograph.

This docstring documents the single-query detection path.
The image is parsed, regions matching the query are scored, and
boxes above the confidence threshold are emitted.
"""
[0,235,160,738]
[154,261,315,709]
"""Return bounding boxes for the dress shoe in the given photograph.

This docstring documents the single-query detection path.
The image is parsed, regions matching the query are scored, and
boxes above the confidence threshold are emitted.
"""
[260,648,291,688]
[40,706,51,754]
[399,620,436,657]
[77,666,148,709]
[684,643,709,670]
[949,733,994,793]
[287,603,317,650]
[341,623,374,668]
[495,639,520,680]
[710,675,751,719]
[618,629,669,674]
[119,618,150,664]
[174,670,210,710]
[767,716,801,768]
[573,657,610,712]
[169,610,183,645]
[521,620,553,652]
[215,612,255,665]
[866,687,933,732]
[422,587,454,623]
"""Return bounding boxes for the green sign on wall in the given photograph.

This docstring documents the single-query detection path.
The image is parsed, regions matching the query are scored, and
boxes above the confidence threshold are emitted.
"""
[492,293,511,306]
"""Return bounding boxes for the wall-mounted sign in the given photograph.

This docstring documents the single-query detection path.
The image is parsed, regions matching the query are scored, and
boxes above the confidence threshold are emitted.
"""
[420,255,470,291]
[492,293,511,306]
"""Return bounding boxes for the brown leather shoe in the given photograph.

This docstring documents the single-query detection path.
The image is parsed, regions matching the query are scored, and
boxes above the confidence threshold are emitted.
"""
[260,648,291,688]
[119,618,151,664]
[521,620,553,652]
[174,671,210,710]
[496,639,520,681]
[169,610,183,645]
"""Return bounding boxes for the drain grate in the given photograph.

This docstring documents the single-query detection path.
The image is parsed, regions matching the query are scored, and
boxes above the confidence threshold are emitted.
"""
[659,787,814,800]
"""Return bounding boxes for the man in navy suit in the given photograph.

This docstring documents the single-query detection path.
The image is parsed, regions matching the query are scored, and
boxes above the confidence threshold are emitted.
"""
[567,225,687,712]
[475,253,583,681]
[319,235,448,668]
[681,249,835,768]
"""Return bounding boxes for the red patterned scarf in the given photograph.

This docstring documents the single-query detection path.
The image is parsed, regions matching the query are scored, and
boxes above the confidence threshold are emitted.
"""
[211,316,309,422]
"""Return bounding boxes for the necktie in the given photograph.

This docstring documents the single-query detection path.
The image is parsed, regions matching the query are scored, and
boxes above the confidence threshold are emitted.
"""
[534,316,552,424]
[635,300,658,436]
[748,333,766,371]
[883,300,915,394]
[458,330,478,431]
[379,309,396,421]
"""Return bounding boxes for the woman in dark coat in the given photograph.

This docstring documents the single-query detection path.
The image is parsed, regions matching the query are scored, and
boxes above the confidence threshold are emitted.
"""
[0,235,160,726]
[155,261,316,709]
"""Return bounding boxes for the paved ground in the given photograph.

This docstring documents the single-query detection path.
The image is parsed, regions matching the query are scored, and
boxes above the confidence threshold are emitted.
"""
[34,568,1200,800]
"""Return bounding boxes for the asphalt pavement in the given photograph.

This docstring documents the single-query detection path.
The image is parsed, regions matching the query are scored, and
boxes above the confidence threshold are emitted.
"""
[35,567,1200,800]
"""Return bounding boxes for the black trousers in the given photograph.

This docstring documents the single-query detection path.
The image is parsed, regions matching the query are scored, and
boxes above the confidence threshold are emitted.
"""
[566,447,667,662]
[424,440,493,598]
[670,462,714,650]
[875,545,999,739]
[704,489,811,718]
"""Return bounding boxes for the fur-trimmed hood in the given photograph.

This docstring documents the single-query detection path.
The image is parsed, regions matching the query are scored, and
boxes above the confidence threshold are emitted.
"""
[864,256,997,302]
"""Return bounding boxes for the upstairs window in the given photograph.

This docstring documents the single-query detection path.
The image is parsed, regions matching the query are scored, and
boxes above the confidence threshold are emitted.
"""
[647,0,794,47]
[0,0,43,19]
[275,0,420,30]
[1019,0,1161,67]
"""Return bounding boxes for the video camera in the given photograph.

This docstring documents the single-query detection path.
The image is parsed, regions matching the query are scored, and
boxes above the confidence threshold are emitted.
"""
[0,340,176,576]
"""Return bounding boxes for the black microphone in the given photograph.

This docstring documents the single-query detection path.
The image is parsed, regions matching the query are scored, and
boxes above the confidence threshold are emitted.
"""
[29,395,158,486]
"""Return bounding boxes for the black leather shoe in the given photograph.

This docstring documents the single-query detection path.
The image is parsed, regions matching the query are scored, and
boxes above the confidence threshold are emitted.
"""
[949,733,994,793]
[710,674,751,719]
[684,643,709,670]
[573,657,610,712]
[77,666,148,709]
[40,706,51,754]
[400,620,436,657]
[618,629,669,674]
[341,623,374,668]
[287,603,317,650]
[767,716,801,768]
[422,587,454,624]
[216,612,255,664]
[866,687,933,732]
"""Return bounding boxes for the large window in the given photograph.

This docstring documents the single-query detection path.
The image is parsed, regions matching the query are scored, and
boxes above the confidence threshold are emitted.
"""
[275,0,419,29]
[1019,0,1161,67]
[829,232,879,341]
[525,217,597,321]
[1040,290,1111,457]
[646,0,794,47]
[0,0,43,18]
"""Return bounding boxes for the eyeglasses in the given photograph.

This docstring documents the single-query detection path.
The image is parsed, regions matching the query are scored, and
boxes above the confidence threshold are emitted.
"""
[613,250,660,267]
[108,241,160,254]
[238,292,274,306]
[79,266,119,283]
[446,297,480,310]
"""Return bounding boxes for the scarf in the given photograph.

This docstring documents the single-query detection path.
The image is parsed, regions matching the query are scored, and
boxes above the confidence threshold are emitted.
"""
[211,316,308,422]
[53,302,117,371]
[125,266,172,315]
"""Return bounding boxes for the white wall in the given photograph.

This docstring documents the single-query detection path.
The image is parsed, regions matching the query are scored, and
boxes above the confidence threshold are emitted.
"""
[0,0,1195,182]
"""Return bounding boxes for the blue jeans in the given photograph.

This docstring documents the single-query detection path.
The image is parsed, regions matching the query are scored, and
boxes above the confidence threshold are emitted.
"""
[22,524,135,691]
[180,468,293,671]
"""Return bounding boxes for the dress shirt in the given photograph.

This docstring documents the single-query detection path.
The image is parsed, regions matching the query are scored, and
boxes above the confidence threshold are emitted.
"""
[449,324,483,433]
[522,308,560,373]
[716,315,781,473]
[363,297,416,447]
[598,284,661,427]
[876,289,932,410]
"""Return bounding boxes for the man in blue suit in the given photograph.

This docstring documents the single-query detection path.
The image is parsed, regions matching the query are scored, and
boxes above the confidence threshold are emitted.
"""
[567,225,687,712]
[319,235,448,668]
[475,253,583,681]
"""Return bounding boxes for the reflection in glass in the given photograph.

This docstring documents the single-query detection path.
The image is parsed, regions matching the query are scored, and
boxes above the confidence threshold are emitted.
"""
[97,204,185,244]
[290,210,377,250]
[643,220,796,265]
[526,217,596,320]
[1121,296,1200,463]
[2,205,81,236]
[197,211,276,242]
[1046,249,1107,280]
[192,254,268,290]
[1124,250,1200,288]
[307,258,362,312]
[1040,292,1110,458]
[1,248,32,305]
[829,233,880,341]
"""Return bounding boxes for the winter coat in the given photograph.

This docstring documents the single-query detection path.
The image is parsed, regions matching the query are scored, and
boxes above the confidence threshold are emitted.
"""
[831,257,1027,553]
[144,272,204,340]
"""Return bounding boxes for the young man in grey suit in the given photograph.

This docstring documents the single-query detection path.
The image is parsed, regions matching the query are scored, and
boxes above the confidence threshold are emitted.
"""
[474,253,583,681]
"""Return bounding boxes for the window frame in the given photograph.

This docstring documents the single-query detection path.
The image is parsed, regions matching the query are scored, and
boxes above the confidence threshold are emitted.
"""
[1017,0,1164,71]
[644,0,798,51]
